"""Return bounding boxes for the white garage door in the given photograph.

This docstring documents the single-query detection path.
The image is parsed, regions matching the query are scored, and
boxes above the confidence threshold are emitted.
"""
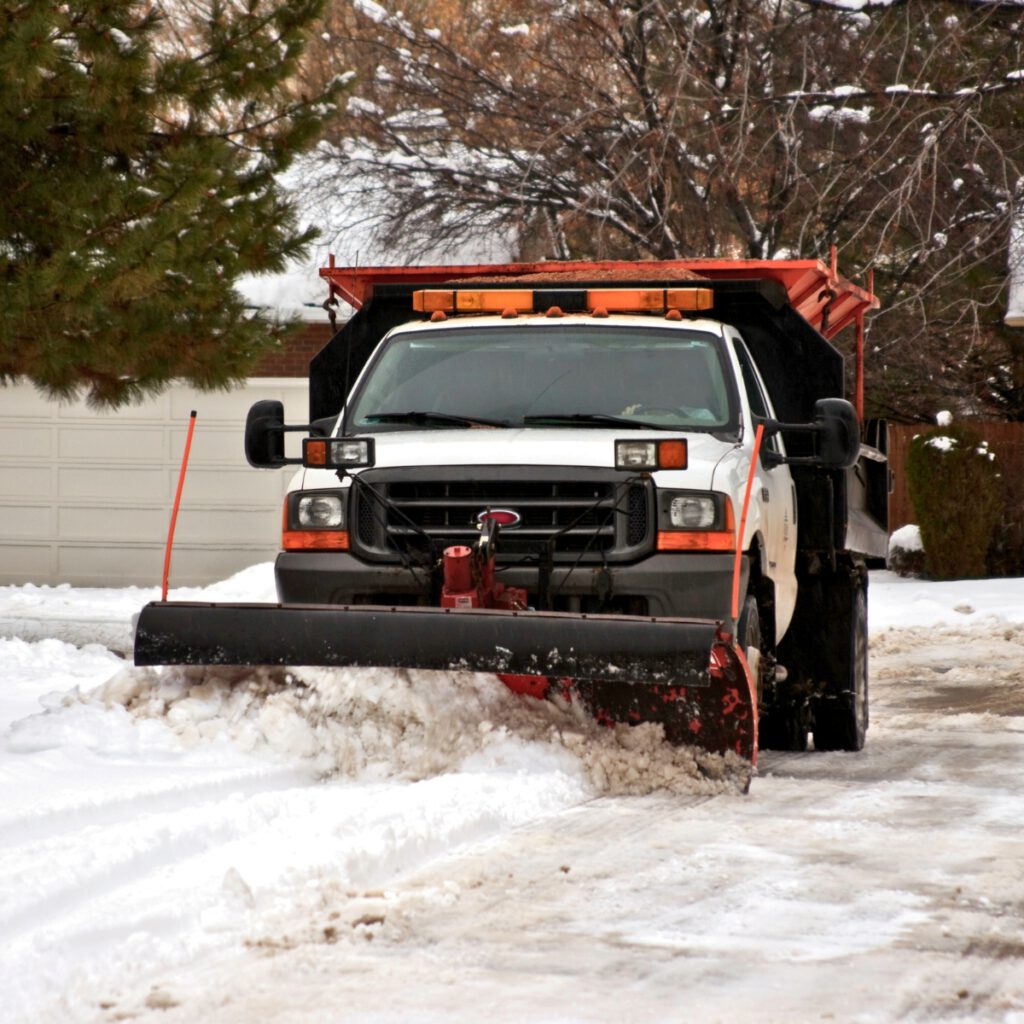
[0,379,310,587]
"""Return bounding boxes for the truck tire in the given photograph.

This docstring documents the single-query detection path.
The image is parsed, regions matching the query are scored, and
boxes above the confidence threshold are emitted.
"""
[738,594,808,752]
[812,577,868,751]
[736,595,763,694]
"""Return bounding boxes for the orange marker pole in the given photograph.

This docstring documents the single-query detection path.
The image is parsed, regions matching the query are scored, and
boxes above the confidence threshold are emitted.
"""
[729,423,765,627]
[162,410,197,601]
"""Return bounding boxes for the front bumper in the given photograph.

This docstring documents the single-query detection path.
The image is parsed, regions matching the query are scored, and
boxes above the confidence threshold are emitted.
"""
[275,550,746,621]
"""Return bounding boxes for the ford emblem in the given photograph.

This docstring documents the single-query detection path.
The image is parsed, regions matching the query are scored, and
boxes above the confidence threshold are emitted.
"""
[476,508,522,529]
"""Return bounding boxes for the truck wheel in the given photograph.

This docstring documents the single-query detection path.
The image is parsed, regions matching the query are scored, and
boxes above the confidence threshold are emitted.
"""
[812,580,868,751]
[738,594,808,752]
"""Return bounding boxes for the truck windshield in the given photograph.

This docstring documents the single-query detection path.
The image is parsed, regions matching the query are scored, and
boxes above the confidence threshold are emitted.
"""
[347,324,737,432]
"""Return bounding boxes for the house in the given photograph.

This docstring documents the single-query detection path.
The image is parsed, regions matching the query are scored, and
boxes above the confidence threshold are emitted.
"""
[0,280,336,588]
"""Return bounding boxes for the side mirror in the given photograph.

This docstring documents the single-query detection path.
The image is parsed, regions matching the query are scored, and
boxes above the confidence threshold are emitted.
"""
[244,403,356,470]
[814,398,860,469]
[244,400,286,467]
[759,397,860,469]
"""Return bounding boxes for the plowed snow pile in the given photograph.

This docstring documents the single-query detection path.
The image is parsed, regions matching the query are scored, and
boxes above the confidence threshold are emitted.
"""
[88,664,751,796]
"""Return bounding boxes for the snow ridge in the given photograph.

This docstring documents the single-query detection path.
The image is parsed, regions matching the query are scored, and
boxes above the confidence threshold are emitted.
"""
[88,663,752,797]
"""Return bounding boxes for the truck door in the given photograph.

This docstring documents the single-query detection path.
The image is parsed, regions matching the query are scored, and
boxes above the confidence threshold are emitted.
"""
[730,332,798,633]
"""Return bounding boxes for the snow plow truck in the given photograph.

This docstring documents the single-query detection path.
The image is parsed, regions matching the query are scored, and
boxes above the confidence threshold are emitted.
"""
[134,255,889,764]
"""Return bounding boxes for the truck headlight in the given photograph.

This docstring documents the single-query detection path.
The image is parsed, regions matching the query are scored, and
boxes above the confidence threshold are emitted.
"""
[283,491,349,551]
[297,494,344,528]
[616,441,658,469]
[669,495,716,529]
[656,491,735,551]
[328,438,374,467]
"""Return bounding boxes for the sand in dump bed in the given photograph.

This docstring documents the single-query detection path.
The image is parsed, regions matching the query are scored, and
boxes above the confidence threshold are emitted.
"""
[88,664,753,796]
[454,266,709,283]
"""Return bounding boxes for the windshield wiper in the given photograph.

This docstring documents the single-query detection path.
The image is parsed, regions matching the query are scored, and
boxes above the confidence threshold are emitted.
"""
[523,413,678,431]
[363,410,510,428]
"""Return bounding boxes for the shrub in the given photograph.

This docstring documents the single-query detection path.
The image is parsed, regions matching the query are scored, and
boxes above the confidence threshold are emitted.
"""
[905,424,1003,580]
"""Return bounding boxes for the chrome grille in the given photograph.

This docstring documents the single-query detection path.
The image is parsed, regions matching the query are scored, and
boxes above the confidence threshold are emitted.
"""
[351,470,652,562]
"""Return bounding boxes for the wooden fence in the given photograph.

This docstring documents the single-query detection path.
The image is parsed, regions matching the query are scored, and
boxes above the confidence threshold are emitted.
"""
[887,422,1024,532]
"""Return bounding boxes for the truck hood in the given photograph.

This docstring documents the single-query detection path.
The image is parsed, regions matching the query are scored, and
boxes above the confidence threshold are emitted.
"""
[299,429,736,489]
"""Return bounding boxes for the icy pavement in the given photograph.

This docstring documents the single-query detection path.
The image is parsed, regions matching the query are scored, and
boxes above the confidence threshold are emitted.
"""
[2,569,1024,1022]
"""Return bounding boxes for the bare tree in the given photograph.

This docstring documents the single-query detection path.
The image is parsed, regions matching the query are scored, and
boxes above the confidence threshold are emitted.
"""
[305,0,1024,420]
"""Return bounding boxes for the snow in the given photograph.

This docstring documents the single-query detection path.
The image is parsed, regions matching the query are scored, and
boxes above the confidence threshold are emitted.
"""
[351,0,389,25]
[888,522,922,553]
[809,103,872,125]
[1009,192,1024,328]
[870,569,1024,629]
[3,567,1024,1021]
[107,28,132,53]
[926,433,956,452]
[818,0,902,8]
[346,95,384,118]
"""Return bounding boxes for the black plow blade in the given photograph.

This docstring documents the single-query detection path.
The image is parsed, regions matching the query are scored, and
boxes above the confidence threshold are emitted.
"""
[134,601,757,761]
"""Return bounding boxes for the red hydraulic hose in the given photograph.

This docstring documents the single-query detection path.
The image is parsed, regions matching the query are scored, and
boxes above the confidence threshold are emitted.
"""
[730,423,765,625]
[162,410,197,601]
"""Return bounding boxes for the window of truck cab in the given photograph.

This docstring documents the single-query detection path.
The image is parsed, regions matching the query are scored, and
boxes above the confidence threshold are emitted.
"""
[732,335,783,454]
[345,323,741,433]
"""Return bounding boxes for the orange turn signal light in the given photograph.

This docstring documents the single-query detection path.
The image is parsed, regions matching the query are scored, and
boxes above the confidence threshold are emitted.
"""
[304,439,327,466]
[282,529,350,551]
[656,531,735,552]
[658,440,688,469]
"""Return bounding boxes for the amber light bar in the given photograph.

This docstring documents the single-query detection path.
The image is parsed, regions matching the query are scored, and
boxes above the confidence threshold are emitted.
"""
[412,287,714,315]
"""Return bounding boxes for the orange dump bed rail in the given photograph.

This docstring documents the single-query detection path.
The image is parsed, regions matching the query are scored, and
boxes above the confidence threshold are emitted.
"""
[319,249,877,416]
[319,250,876,341]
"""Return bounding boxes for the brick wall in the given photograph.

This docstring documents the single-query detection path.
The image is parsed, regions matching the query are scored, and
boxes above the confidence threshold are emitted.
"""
[252,321,334,377]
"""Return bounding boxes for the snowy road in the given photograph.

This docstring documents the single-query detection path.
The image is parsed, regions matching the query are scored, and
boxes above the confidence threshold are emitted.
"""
[2,570,1024,1023]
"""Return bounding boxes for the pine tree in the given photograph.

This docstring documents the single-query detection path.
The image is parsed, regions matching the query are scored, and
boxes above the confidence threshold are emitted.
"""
[0,0,345,406]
